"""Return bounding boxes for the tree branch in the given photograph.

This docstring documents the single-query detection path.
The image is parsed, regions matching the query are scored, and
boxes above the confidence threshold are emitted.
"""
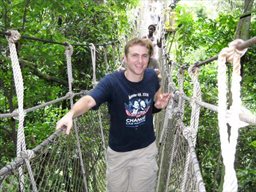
[19,59,68,86]
[21,0,31,31]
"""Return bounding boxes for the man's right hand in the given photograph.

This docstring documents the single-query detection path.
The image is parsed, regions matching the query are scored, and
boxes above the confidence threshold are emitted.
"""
[56,111,74,135]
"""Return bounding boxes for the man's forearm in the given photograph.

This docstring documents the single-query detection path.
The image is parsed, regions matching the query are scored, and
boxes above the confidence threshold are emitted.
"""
[70,95,96,118]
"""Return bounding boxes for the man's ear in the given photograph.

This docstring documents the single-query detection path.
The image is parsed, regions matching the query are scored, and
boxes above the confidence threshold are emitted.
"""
[124,55,127,64]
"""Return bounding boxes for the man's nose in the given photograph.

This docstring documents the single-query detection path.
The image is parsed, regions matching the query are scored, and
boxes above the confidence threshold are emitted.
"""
[138,56,143,63]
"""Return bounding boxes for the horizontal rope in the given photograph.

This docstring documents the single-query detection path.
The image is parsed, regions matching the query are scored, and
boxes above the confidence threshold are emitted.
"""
[1,31,120,47]
[0,91,87,119]
[177,91,256,125]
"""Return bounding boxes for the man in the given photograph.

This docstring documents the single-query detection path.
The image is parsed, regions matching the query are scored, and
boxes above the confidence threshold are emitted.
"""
[56,38,171,192]
[143,24,162,55]
[142,24,162,80]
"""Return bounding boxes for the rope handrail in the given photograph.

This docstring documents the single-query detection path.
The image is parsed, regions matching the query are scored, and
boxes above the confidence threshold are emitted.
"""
[180,92,256,125]
[0,91,87,119]
[1,31,120,47]
[181,36,256,69]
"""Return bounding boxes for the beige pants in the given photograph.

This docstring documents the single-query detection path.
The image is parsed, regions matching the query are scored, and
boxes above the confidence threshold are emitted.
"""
[106,142,158,192]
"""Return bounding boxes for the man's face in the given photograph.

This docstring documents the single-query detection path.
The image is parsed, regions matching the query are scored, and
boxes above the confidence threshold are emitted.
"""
[124,45,149,76]
[148,26,155,34]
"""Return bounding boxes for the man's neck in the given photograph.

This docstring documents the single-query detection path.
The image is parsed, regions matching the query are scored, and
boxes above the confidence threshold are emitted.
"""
[124,70,143,82]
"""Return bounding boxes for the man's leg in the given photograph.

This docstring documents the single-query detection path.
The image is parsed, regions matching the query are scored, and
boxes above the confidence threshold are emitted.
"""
[106,147,130,192]
[128,142,158,192]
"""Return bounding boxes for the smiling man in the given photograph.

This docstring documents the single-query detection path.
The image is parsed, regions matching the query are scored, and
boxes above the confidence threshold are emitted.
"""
[56,37,171,192]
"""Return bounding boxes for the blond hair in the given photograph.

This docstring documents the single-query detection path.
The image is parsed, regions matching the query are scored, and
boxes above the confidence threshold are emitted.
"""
[124,38,154,57]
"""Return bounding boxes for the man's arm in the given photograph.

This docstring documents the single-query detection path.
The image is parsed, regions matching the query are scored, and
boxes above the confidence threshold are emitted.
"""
[56,95,96,134]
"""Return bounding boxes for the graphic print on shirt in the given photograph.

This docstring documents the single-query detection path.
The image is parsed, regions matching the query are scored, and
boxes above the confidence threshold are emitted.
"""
[125,92,152,128]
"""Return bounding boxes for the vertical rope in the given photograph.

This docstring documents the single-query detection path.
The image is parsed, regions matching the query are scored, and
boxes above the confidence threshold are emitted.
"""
[97,110,107,159]
[188,66,202,146]
[89,43,107,160]
[6,30,37,192]
[20,150,38,191]
[217,39,248,192]
[181,66,202,192]
[65,43,88,192]
[89,43,97,87]
[65,43,74,95]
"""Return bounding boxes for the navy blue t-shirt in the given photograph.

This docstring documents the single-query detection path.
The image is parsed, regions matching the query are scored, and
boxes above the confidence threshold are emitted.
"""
[89,69,160,152]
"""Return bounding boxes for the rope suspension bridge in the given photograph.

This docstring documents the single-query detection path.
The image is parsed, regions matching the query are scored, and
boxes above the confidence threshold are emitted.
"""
[0,2,256,192]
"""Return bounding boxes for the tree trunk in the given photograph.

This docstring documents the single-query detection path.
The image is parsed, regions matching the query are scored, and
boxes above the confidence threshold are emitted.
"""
[234,0,254,40]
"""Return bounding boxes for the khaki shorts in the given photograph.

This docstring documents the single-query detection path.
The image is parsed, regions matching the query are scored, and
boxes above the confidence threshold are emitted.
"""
[106,142,158,192]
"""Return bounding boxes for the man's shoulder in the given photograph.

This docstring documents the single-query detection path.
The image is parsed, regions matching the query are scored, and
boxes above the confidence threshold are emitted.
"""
[102,70,123,82]
[145,68,158,78]
[109,70,123,78]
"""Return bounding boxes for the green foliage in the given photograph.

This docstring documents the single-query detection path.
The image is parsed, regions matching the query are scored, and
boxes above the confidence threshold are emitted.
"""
[173,5,238,64]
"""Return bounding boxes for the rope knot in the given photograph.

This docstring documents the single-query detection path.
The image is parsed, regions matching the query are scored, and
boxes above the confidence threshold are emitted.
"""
[188,65,199,77]
[228,39,247,57]
[66,91,74,98]
[89,43,96,50]
[190,96,197,105]
[12,109,26,120]
[174,108,183,118]
[182,126,191,140]
[19,150,35,160]
[219,39,247,64]
[65,43,74,56]
[6,30,21,43]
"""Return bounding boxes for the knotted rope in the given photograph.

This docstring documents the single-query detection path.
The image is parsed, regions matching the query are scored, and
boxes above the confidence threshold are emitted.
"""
[181,65,202,192]
[65,43,74,97]
[187,66,202,145]
[89,43,97,87]
[217,39,248,192]
[6,30,38,192]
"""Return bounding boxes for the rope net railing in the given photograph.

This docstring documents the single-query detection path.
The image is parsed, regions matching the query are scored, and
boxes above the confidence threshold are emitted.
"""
[154,32,256,192]
[0,108,109,192]
[155,31,206,191]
